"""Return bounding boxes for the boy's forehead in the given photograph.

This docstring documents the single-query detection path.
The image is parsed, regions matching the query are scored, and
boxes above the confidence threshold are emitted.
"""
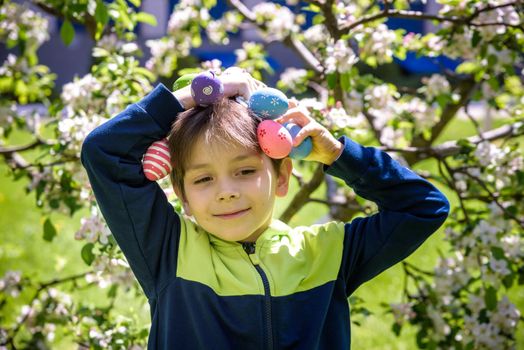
[186,136,261,169]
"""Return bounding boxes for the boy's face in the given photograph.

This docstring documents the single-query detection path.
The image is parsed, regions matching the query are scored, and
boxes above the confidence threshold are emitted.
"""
[177,136,292,242]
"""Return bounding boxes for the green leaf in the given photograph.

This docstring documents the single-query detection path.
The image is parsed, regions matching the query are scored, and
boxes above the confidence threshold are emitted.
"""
[203,0,217,8]
[43,218,57,242]
[107,284,118,298]
[327,73,337,89]
[340,72,351,92]
[95,1,109,25]
[491,247,505,260]
[487,54,497,67]
[455,61,480,74]
[128,0,141,6]
[502,273,515,289]
[136,12,157,26]
[312,14,325,25]
[81,243,96,266]
[60,19,75,46]
[471,30,482,47]
[484,286,497,311]
[392,323,402,336]
[518,266,524,285]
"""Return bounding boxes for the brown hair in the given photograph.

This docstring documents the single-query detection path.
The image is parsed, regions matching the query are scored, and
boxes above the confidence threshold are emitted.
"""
[168,98,282,197]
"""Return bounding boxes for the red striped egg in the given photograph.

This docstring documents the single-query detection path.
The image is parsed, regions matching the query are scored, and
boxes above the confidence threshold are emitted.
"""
[143,139,172,181]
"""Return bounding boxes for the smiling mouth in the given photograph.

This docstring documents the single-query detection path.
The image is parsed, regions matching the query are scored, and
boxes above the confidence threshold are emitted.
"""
[213,208,251,219]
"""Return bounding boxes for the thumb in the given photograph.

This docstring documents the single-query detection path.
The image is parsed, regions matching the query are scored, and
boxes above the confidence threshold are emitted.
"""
[288,98,298,109]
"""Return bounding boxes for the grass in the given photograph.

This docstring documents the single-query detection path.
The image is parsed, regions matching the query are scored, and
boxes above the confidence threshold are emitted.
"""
[1,116,523,348]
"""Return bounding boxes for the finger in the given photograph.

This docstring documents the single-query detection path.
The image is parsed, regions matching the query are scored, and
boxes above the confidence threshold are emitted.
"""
[288,98,298,109]
[293,123,320,147]
[223,66,245,75]
[276,108,311,126]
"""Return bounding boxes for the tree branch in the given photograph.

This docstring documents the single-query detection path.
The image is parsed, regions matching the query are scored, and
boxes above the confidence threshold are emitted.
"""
[279,163,325,223]
[227,0,322,73]
[7,272,90,345]
[403,78,477,164]
[339,1,521,34]
[379,121,524,158]
[32,1,97,39]
[0,139,44,155]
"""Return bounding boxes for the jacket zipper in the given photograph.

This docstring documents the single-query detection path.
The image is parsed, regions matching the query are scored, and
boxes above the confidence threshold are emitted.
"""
[242,242,274,350]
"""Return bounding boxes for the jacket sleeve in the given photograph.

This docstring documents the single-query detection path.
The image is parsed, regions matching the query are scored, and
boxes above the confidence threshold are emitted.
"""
[80,84,184,299]
[325,136,450,296]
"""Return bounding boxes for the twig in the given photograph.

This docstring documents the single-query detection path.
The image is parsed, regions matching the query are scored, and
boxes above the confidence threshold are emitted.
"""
[7,272,90,345]
[379,121,524,159]
[279,163,325,223]
[339,1,521,34]
[458,168,524,228]
[227,0,323,73]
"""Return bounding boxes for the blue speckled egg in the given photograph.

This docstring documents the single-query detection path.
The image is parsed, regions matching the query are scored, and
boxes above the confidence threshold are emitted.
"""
[248,88,288,119]
[284,123,313,160]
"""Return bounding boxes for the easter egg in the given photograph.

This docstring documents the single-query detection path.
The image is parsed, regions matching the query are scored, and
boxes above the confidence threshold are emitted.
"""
[284,123,313,160]
[142,139,172,181]
[191,71,224,106]
[249,88,288,119]
[257,120,292,159]
[173,73,198,91]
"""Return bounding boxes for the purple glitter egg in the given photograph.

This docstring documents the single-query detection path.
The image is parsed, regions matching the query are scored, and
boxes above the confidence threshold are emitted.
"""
[191,71,224,106]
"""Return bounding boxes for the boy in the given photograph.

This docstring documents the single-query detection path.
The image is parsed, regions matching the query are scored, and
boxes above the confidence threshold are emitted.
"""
[81,70,449,349]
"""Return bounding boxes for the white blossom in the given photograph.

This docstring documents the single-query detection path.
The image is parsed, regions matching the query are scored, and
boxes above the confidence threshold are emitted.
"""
[325,39,358,74]
[404,97,439,130]
[421,74,450,100]
[476,2,520,41]
[0,3,49,49]
[299,98,325,111]
[434,254,470,295]
[500,235,523,259]
[365,84,393,110]
[358,24,397,64]
[427,305,451,341]
[303,25,328,48]
[489,258,510,276]
[0,271,22,297]
[279,68,308,92]
[168,6,200,32]
[472,220,499,246]
[390,302,415,325]
[474,141,504,167]
[75,207,111,245]
[252,3,298,40]
[334,1,357,27]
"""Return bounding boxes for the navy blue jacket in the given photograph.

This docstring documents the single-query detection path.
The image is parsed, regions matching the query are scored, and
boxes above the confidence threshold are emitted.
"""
[81,84,449,349]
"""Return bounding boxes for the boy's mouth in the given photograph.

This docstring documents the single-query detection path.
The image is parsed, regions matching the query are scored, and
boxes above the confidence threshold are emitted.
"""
[213,208,251,219]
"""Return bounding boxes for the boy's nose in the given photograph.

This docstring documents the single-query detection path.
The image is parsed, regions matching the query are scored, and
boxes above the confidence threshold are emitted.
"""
[216,179,240,201]
[217,190,240,201]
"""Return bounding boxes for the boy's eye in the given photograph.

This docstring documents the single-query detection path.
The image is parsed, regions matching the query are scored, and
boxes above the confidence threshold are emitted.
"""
[238,169,256,176]
[194,176,212,184]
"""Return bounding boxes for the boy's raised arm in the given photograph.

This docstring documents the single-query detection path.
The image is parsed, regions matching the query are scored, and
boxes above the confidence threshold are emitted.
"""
[325,136,450,296]
[81,84,184,299]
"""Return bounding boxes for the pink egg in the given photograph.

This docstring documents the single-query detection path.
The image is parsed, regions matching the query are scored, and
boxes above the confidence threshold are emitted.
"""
[257,120,292,159]
[143,139,172,181]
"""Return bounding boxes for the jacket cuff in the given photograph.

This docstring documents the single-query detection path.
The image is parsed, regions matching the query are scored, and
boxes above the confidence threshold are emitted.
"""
[137,83,185,133]
[324,136,373,184]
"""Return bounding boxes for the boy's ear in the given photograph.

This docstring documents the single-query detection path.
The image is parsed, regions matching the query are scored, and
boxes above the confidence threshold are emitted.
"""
[275,158,293,197]
[173,185,192,215]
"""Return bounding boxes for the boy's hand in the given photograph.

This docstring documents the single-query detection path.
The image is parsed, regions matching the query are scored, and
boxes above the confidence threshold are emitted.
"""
[276,101,343,166]
[220,67,266,100]
[173,68,264,110]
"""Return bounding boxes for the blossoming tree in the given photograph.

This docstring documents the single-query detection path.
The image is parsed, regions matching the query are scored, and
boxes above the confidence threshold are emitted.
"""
[1,0,523,348]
